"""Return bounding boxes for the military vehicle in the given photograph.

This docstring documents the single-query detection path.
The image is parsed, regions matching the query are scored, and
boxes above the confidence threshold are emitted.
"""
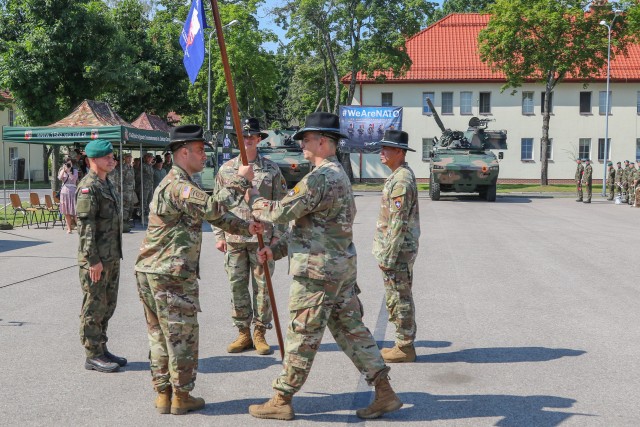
[425,98,507,201]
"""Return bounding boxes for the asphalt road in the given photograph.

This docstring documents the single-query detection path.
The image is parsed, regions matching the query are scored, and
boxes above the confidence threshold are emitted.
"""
[1,192,638,426]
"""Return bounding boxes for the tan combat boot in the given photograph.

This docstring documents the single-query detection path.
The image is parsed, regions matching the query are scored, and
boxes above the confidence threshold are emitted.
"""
[171,391,205,415]
[155,388,172,414]
[382,344,416,363]
[249,393,294,420]
[253,326,273,355]
[227,327,253,353]
[356,376,402,419]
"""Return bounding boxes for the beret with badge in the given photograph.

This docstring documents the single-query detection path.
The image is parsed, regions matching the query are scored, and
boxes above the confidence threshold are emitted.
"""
[85,139,114,158]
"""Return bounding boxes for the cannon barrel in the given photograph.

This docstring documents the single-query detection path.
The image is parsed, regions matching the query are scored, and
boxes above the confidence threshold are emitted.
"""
[426,97,447,133]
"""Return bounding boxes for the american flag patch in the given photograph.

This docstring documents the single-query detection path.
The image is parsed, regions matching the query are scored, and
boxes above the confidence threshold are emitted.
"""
[181,186,192,199]
[81,188,90,194]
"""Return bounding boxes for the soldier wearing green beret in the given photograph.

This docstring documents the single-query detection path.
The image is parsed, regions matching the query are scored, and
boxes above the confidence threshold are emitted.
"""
[76,139,125,373]
[135,125,261,415]
[581,159,592,203]
[574,159,584,202]
[622,160,630,203]
[628,162,637,206]
[614,161,623,201]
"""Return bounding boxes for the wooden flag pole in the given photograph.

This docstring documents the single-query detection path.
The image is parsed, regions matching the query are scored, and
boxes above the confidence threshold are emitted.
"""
[207,0,285,360]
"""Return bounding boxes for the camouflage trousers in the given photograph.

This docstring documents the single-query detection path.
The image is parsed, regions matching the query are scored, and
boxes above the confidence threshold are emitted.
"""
[614,183,623,198]
[273,275,387,396]
[629,185,636,205]
[79,261,121,358]
[381,263,416,347]
[141,186,153,214]
[576,182,582,200]
[582,183,592,202]
[136,272,200,393]
[225,242,273,329]
[607,183,615,200]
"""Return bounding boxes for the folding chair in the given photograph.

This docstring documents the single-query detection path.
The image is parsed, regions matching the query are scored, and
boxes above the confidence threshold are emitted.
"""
[44,195,65,229]
[9,194,39,228]
[52,190,61,209]
[29,193,49,229]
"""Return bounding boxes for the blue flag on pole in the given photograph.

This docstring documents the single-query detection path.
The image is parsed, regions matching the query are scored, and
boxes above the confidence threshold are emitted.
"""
[180,0,208,84]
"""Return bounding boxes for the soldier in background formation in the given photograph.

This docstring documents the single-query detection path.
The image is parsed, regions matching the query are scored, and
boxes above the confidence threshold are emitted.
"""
[135,125,261,415]
[373,130,421,363]
[214,118,287,356]
[141,152,154,215]
[580,159,593,203]
[575,159,584,202]
[628,162,637,206]
[247,112,402,420]
[75,139,126,373]
[607,162,615,201]
[622,160,630,202]
[614,161,623,201]
[121,153,136,230]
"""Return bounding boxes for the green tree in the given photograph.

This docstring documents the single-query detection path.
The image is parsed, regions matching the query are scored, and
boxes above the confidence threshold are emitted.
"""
[429,0,496,24]
[478,0,633,185]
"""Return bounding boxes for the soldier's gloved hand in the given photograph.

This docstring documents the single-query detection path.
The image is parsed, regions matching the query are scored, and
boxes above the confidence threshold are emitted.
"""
[257,246,273,263]
[238,164,254,183]
[248,221,264,236]
[216,240,227,253]
[89,262,104,283]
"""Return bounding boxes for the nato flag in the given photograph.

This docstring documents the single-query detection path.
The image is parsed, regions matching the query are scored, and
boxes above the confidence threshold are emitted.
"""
[180,0,208,84]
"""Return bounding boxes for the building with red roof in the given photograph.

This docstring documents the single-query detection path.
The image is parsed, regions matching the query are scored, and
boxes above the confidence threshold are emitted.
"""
[347,13,640,184]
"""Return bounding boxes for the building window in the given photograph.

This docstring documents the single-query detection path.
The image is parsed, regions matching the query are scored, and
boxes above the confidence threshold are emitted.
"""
[541,92,553,114]
[422,138,434,162]
[599,91,612,115]
[441,92,453,114]
[522,91,534,115]
[381,92,393,107]
[579,138,591,160]
[540,138,553,160]
[636,138,640,161]
[8,109,15,126]
[460,91,472,115]
[598,138,611,161]
[521,138,534,161]
[479,92,491,114]
[422,92,435,114]
[580,92,592,114]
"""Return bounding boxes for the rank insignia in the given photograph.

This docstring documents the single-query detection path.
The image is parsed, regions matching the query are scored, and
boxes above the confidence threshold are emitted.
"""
[393,196,403,209]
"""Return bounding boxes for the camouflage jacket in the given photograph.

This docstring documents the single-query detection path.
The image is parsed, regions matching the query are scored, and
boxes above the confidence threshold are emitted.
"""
[250,155,357,282]
[622,165,631,186]
[122,164,135,194]
[76,170,122,267]
[135,165,251,279]
[372,163,421,268]
[582,164,593,184]
[575,164,584,181]
[142,162,154,186]
[608,167,616,185]
[630,167,638,186]
[107,165,122,195]
[214,155,287,244]
[615,167,623,185]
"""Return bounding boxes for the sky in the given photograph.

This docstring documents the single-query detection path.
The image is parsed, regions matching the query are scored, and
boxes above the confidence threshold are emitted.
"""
[257,0,446,52]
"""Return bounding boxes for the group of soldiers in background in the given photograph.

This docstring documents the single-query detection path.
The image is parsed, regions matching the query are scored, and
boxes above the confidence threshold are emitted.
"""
[575,159,640,206]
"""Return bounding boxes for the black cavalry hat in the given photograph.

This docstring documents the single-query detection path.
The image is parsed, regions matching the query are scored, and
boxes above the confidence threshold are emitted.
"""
[230,117,269,140]
[167,125,212,152]
[378,130,415,152]
[292,112,349,140]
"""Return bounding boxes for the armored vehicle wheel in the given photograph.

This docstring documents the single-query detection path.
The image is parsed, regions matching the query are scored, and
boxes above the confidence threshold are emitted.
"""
[478,187,487,199]
[486,183,497,202]
[430,181,441,201]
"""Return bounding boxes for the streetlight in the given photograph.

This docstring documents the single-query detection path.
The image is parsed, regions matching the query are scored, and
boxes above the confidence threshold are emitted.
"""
[600,10,621,197]
[207,19,239,132]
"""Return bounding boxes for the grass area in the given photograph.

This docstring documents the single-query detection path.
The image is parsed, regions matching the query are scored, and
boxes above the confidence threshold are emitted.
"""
[1,181,52,190]
[0,203,58,228]
[352,182,601,193]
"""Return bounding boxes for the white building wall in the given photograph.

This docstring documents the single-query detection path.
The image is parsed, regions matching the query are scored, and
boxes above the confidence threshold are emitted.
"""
[350,82,640,182]
[1,107,46,182]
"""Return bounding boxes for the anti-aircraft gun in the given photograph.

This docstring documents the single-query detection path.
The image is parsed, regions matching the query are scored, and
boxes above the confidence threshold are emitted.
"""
[425,98,507,201]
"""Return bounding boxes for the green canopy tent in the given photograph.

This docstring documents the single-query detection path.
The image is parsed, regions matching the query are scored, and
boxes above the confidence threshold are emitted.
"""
[2,100,170,227]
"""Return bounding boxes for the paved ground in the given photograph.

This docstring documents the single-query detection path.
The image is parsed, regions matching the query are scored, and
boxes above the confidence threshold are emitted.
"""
[1,192,639,426]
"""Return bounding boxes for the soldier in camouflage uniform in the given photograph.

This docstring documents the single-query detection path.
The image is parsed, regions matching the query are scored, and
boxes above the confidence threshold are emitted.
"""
[574,159,584,202]
[606,161,615,201]
[121,153,136,230]
[76,139,126,373]
[373,130,420,363]
[247,112,402,421]
[581,158,593,203]
[141,152,155,215]
[214,118,288,355]
[622,160,630,203]
[135,125,261,416]
[628,162,637,206]
[614,161,623,200]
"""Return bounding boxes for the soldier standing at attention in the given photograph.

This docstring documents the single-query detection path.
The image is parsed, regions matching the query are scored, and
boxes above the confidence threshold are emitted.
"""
[214,118,287,355]
[628,162,637,206]
[135,125,261,416]
[622,160,630,203]
[574,159,584,202]
[162,152,173,173]
[614,161,623,201]
[141,152,154,215]
[246,112,402,420]
[373,130,420,363]
[121,153,135,231]
[606,161,616,201]
[76,139,126,373]
[582,158,593,203]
